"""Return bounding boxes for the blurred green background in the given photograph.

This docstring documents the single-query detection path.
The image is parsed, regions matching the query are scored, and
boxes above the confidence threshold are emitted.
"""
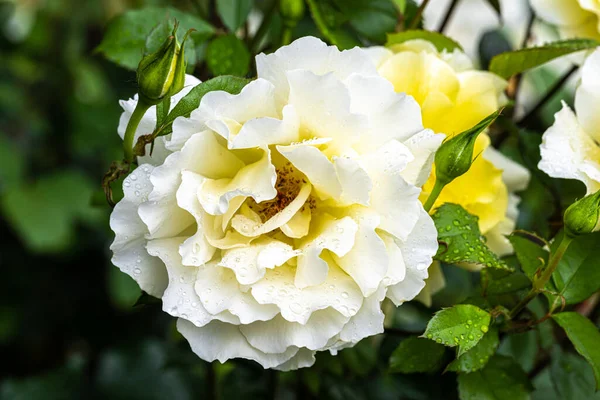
[0,0,592,399]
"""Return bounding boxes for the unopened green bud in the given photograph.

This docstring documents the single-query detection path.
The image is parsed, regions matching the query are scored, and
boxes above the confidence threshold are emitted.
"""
[564,190,600,238]
[279,0,305,27]
[137,23,191,105]
[434,109,501,185]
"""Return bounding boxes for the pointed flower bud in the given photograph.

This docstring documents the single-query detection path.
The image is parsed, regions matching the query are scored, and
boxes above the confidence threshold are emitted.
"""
[564,190,600,238]
[136,22,191,105]
[434,109,502,186]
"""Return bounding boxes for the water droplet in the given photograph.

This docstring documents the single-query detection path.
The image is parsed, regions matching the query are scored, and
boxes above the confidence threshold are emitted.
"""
[468,334,474,340]
[134,268,141,275]
[341,292,349,299]
[181,313,188,319]
[136,258,141,264]
[124,181,131,187]
[179,276,185,283]
[335,226,344,234]
[130,174,137,181]
[480,325,488,333]
[329,285,335,290]
[134,191,140,196]
[427,334,433,339]
[453,220,460,226]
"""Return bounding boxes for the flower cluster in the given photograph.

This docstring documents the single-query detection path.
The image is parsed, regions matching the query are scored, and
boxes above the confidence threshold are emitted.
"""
[110,37,443,369]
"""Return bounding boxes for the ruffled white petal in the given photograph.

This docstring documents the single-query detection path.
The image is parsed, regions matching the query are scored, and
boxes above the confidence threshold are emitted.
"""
[110,165,167,297]
[177,319,300,368]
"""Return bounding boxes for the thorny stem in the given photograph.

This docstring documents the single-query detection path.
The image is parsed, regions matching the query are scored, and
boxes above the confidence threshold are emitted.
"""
[423,178,445,213]
[508,235,573,319]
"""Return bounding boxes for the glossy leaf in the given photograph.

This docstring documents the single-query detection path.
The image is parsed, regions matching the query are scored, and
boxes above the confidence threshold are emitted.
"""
[551,232,600,305]
[509,230,549,281]
[553,312,600,390]
[216,0,254,32]
[306,0,361,49]
[390,336,446,373]
[551,349,600,400]
[489,38,600,78]
[206,34,251,77]
[423,304,491,356]
[154,75,250,137]
[96,7,214,70]
[447,326,499,373]
[457,355,532,400]
[432,203,509,270]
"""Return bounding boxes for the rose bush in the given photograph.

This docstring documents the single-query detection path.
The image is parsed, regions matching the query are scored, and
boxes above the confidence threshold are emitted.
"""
[110,37,443,370]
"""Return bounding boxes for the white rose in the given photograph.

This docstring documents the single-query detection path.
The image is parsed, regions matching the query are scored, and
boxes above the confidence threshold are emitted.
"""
[110,37,442,370]
[539,47,600,194]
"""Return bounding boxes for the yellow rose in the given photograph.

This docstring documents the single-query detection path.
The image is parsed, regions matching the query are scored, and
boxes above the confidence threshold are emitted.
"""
[368,40,530,306]
[369,40,529,256]
[531,0,600,40]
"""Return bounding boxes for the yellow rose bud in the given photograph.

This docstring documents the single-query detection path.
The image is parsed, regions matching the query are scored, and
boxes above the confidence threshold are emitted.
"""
[564,190,600,238]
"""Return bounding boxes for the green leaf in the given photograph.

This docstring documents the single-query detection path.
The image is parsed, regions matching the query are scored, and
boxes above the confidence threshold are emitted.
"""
[216,0,254,32]
[423,304,492,356]
[392,0,407,13]
[432,203,509,270]
[478,30,512,70]
[447,326,499,373]
[458,355,532,400]
[509,230,549,281]
[551,349,600,400]
[497,330,538,373]
[551,232,600,305]
[306,0,361,50]
[484,269,531,295]
[390,336,446,373]
[1,171,100,253]
[553,312,600,390]
[333,0,397,43]
[386,30,463,52]
[154,75,250,137]
[205,34,251,77]
[156,97,170,128]
[489,38,600,79]
[96,7,214,70]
